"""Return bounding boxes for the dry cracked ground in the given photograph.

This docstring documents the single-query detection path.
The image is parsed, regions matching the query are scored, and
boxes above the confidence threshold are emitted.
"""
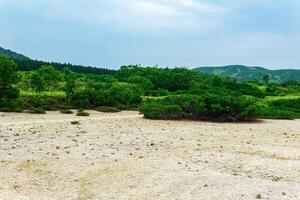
[0,111,299,200]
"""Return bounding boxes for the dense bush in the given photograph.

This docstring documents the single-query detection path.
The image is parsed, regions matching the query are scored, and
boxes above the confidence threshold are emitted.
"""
[22,95,67,110]
[140,103,183,119]
[268,98,300,109]
[140,94,258,121]
[258,105,300,120]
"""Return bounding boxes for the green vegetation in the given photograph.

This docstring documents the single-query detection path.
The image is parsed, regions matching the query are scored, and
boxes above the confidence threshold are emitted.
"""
[0,51,299,121]
[194,65,300,83]
[141,94,258,121]
[0,56,21,112]
[0,47,30,61]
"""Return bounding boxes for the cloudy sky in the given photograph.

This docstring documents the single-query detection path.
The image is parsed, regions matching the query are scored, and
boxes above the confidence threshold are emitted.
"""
[1,0,300,69]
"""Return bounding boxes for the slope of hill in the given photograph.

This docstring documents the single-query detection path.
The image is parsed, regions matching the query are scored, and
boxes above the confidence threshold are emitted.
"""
[193,65,300,82]
[0,46,30,60]
[0,46,115,75]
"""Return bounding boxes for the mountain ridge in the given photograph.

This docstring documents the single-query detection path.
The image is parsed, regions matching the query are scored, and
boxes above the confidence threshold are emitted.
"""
[0,46,31,60]
[0,46,115,75]
[193,65,300,82]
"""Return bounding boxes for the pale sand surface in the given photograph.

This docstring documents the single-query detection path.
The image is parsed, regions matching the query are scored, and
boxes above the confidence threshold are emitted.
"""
[0,111,299,200]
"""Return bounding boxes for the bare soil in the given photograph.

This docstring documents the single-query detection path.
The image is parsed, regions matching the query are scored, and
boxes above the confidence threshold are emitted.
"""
[0,111,299,200]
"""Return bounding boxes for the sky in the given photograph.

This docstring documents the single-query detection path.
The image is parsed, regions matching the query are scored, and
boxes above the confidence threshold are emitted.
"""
[1,0,300,69]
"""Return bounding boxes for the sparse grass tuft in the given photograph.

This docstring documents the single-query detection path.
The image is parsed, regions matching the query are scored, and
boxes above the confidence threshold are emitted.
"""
[76,110,90,116]
[96,106,121,113]
[71,121,80,125]
[28,108,46,114]
[60,109,74,114]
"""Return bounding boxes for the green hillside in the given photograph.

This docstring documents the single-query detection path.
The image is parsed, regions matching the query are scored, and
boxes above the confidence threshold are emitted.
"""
[0,46,115,75]
[0,46,31,60]
[193,65,300,83]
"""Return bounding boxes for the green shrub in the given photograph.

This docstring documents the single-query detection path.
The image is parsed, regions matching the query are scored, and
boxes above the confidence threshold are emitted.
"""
[28,108,46,114]
[268,98,300,109]
[96,106,121,113]
[140,94,259,121]
[60,109,74,114]
[76,110,90,116]
[0,98,23,112]
[258,105,300,120]
[140,103,183,119]
[22,95,67,110]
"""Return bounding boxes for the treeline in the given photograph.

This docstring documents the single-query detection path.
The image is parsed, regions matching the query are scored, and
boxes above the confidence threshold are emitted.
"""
[1,56,300,121]
[14,59,116,75]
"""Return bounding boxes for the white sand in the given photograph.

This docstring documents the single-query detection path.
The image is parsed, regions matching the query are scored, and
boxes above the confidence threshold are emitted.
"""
[0,111,299,200]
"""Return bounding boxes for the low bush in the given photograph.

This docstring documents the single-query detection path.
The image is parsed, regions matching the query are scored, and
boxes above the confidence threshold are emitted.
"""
[28,107,46,114]
[140,103,183,119]
[76,110,90,116]
[96,106,121,113]
[140,94,259,121]
[60,109,74,114]
[258,105,300,120]
[268,98,300,109]
[0,98,23,112]
[22,95,67,111]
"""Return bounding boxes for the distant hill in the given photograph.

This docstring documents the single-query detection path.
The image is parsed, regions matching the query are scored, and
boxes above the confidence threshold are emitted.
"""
[0,46,115,75]
[193,65,300,83]
[0,46,31,60]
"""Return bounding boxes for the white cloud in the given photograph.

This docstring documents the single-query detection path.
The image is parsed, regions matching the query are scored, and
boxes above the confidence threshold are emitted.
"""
[1,0,227,32]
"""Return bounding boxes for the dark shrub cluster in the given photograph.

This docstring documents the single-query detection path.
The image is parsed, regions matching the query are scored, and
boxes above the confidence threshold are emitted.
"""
[28,108,46,114]
[76,110,90,116]
[60,109,74,114]
[96,106,121,113]
[71,121,80,125]
[140,94,259,122]
[23,95,67,111]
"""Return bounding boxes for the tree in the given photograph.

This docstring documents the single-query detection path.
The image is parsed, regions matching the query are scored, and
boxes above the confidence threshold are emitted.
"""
[0,56,20,110]
[0,56,17,87]
[37,65,63,89]
[263,75,271,84]
[28,65,63,92]
[29,71,46,92]
[63,68,77,101]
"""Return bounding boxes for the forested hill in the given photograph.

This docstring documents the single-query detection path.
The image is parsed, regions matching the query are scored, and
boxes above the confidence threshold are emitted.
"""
[0,46,115,75]
[193,65,300,83]
[15,59,116,75]
[0,46,30,60]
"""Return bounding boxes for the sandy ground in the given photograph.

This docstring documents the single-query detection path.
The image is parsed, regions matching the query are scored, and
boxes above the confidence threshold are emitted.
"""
[0,111,299,200]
